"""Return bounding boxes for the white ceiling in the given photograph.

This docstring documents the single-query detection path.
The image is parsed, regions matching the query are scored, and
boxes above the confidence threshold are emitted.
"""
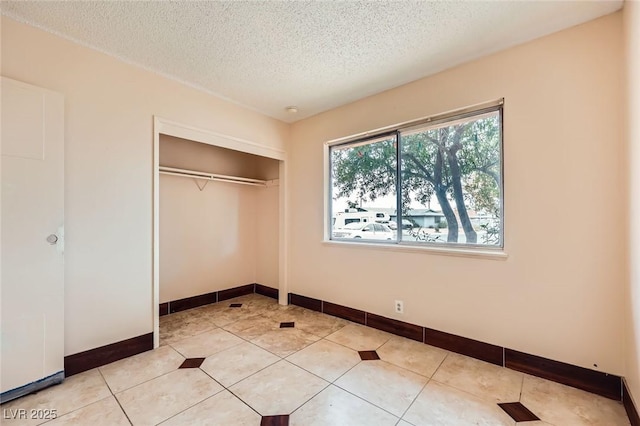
[1,1,622,123]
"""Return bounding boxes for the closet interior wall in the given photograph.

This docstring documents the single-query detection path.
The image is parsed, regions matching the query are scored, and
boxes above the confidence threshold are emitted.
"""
[159,135,280,304]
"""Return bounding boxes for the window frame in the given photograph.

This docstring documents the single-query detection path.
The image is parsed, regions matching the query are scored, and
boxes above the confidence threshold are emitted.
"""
[325,99,505,253]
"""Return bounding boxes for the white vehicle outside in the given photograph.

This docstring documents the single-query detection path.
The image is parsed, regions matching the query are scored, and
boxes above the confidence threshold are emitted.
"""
[332,223,394,240]
[333,209,390,228]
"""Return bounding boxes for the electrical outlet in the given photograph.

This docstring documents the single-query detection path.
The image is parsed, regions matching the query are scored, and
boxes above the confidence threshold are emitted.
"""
[395,300,404,314]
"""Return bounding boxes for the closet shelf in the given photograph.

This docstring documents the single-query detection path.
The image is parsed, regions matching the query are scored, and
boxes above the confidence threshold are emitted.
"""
[159,166,277,190]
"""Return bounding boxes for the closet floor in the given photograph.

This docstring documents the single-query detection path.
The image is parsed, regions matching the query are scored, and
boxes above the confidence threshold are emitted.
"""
[2,293,630,425]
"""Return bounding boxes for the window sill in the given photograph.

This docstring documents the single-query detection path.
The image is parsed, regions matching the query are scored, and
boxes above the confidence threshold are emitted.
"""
[321,240,508,260]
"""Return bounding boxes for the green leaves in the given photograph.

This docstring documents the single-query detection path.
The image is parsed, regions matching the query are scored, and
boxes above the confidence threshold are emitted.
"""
[332,136,397,202]
[330,111,502,245]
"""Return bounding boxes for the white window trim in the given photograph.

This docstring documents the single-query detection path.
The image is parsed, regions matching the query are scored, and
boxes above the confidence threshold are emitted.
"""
[323,99,505,256]
[321,240,508,260]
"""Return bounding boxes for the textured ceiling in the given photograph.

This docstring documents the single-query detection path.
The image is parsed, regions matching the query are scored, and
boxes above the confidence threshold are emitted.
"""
[1,1,622,123]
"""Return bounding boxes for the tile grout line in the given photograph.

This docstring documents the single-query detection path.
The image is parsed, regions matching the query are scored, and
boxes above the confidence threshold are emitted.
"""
[429,376,515,409]
[216,310,397,418]
[188,313,323,420]
[305,339,433,421]
[36,394,118,425]
[398,378,430,423]
[162,325,220,349]
[323,335,383,355]
[154,294,625,426]
[163,295,573,425]
[207,311,334,391]
[157,392,222,424]
[96,368,115,396]
[224,386,265,418]
[166,297,421,382]
[214,349,283,388]
[518,374,524,401]
[428,349,450,379]
[84,296,268,423]
[285,377,332,419]
[225,382,273,418]
[330,379,403,420]
[162,300,273,421]
[97,368,134,425]
[107,358,186,394]
[285,340,359,385]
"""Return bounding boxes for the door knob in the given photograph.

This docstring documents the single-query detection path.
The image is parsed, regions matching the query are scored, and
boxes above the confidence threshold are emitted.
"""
[46,234,58,245]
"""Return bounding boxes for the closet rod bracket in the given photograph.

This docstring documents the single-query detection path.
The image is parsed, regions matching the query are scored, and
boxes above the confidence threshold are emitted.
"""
[194,179,209,191]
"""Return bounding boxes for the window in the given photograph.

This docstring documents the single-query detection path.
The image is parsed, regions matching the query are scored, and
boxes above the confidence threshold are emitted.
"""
[329,101,503,249]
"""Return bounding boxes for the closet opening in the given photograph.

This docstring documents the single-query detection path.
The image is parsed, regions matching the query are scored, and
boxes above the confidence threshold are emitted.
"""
[152,118,287,348]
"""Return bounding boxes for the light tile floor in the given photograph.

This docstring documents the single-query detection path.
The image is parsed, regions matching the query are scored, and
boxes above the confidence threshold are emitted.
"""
[1,293,631,425]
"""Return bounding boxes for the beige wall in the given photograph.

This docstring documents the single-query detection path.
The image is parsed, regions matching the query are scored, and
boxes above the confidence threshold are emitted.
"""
[160,135,280,181]
[290,13,626,375]
[0,17,288,355]
[158,136,279,303]
[624,0,640,404]
[1,10,633,387]
[159,176,258,302]
[256,185,280,289]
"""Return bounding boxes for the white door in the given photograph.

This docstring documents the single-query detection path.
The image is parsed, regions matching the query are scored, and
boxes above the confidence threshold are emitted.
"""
[1,77,65,399]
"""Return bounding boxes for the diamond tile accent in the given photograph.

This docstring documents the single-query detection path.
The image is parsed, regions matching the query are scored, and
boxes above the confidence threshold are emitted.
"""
[280,321,295,328]
[359,350,380,361]
[179,358,205,368]
[498,402,540,422]
[230,303,243,308]
[261,414,290,425]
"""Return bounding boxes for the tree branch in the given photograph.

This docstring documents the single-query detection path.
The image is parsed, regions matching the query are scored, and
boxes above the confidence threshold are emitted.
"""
[403,153,435,184]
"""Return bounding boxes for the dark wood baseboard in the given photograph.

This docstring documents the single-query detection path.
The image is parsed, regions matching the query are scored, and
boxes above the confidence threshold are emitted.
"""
[72,284,278,378]
[287,292,625,403]
[367,312,423,342]
[161,283,277,315]
[287,292,499,364]
[324,301,366,324]
[255,284,279,300]
[426,327,503,366]
[624,379,640,426]
[218,283,255,301]
[64,333,153,377]
[505,349,621,400]
[159,302,169,316]
[289,293,322,312]
[170,292,217,313]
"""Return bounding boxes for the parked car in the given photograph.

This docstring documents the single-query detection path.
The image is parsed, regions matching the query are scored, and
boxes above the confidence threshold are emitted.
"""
[333,222,394,240]
[388,220,413,230]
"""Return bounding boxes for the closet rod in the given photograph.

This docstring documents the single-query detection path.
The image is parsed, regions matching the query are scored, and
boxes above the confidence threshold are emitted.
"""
[159,166,268,187]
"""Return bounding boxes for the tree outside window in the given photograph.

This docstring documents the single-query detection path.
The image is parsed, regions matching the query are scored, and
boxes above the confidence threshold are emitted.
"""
[330,105,502,247]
